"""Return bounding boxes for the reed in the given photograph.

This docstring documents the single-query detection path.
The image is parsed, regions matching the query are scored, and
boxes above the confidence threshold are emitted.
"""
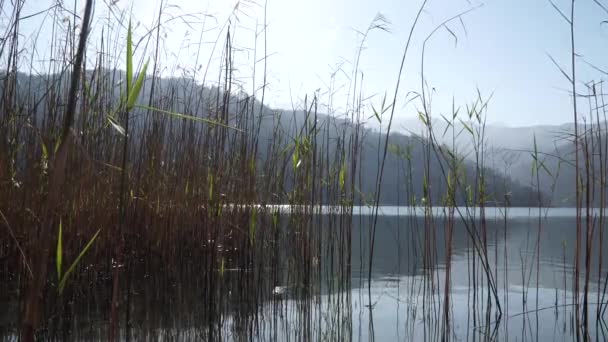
[3,1,608,341]
[0,1,358,339]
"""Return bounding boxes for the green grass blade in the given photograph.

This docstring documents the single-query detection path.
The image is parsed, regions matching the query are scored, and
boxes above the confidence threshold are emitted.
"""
[53,137,61,154]
[41,142,48,161]
[418,111,428,126]
[339,162,346,192]
[58,228,101,294]
[107,116,126,136]
[135,105,244,132]
[208,172,214,201]
[459,119,474,136]
[219,257,225,278]
[272,210,279,228]
[249,207,257,246]
[249,157,256,174]
[539,159,552,177]
[371,105,381,123]
[126,19,133,92]
[292,140,300,170]
[127,59,149,110]
[56,219,63,280]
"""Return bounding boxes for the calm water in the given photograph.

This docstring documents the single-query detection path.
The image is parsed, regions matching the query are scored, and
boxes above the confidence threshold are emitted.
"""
[348,207,608,341]
[2,207,608,341]
[251,207,608,341]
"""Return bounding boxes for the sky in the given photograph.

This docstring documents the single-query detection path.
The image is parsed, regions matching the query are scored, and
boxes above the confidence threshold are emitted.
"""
[9,0,608,127]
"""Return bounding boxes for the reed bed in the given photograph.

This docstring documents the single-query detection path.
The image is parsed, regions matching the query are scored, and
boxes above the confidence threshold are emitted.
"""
[0,1,359,340]
[2,0,608,342]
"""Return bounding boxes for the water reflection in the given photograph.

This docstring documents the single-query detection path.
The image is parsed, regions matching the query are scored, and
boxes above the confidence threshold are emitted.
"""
[349,209,608,341]
[2,207,608,341]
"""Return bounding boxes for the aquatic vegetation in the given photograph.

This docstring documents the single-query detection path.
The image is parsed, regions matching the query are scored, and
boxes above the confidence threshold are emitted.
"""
[1,0,608,341]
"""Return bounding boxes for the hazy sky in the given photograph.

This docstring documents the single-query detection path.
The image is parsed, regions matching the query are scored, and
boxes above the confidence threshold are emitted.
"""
[12,0,608,127]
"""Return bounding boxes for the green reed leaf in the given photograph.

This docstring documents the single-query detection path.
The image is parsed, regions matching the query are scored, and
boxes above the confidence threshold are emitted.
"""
[107,116,126,136]
[249,207,257,246]
[127,59,149,111]
[58,228,101,294]
[56,219,63,280]
[135,105,243,132]
[126,20,133,92]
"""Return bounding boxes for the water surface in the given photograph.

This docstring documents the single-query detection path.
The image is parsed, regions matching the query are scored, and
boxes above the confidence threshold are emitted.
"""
[2,207,607,341]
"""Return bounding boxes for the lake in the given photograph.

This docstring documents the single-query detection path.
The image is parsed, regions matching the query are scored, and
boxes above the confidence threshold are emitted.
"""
[2,207,607,341]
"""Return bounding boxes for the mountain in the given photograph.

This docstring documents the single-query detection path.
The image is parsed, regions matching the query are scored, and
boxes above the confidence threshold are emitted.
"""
[392,118,606,206]
[1,70,541,207]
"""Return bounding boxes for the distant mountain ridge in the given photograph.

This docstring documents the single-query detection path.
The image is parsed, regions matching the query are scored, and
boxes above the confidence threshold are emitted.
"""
[2,70,543,206]
[391,117,606,206]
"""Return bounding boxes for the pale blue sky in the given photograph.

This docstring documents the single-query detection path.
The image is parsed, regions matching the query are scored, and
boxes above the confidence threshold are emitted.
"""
[11,0,608,127]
